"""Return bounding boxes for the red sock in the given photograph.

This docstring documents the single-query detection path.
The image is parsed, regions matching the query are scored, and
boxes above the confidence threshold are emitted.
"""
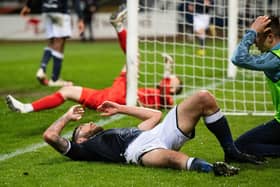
[32,92,65,111]
[118,29,127,54]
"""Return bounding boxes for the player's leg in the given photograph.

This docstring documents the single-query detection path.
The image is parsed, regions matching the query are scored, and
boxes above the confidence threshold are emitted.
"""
[177,90,263,164]
[116,28,127,54]
[6,86,83,113]
[36,43,53,85]
[141,149,239,176]
[193,14,210,56]
[195,29,206,56]
[235,119,280,157]
[36,13,55,86]
[141,149,208,171]
[31,86,82,111]
[110,4,127,53]
[47,37,73,86]
[46,13,73,87]
[49,37,63,81]
[48,42,72,86]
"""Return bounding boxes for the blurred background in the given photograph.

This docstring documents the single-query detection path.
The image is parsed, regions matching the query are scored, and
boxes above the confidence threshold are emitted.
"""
[0,0,125,14]
[0,0,126,40]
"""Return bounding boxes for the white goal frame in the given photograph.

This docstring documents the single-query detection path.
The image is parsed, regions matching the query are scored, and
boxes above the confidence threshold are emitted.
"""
[126,0,279,115]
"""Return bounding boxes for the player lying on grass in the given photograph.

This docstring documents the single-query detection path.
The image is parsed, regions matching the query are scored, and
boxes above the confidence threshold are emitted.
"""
[43,90,267,177]
[6,5,182,113]
[231,15,280,157]
[6,53,180,112]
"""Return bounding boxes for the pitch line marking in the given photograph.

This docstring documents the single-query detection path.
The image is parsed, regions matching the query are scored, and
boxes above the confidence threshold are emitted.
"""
[0,114,124,162]
[175,79,226,99]
[0,80,226,162]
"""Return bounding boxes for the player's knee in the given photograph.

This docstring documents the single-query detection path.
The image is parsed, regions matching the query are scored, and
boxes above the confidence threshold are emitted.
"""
[196,90,213,101]
[52,38,65,51]
[196,90,217,108]
[58,86,73,99]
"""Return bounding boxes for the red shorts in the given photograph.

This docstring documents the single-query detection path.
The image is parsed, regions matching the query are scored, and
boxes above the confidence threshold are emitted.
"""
[79,72,127,109]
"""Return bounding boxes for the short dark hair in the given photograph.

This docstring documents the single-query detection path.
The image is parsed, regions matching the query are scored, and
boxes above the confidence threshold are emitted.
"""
[71,124,104,143]
[71,126,81,143]
[267,16,280,38]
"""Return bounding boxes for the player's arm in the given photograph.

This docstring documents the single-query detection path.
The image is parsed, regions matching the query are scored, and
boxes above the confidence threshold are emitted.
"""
[231,16,279,70]
[97,101,162,130]
[43,105,84,154]
[20,0,32,17]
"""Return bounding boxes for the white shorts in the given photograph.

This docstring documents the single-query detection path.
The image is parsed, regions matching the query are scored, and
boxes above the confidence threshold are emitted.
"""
[124,107,194,164]
[43,13,72,39]
[193,14,210,32]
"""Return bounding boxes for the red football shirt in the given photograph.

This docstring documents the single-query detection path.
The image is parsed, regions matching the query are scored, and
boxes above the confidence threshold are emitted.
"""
[79,73,173,109]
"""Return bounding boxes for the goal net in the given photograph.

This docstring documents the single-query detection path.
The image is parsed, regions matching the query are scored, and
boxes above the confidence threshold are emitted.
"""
[126,0,279,115]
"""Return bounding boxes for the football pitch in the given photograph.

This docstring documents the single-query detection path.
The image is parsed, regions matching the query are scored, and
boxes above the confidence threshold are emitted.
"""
[0,41,279,186]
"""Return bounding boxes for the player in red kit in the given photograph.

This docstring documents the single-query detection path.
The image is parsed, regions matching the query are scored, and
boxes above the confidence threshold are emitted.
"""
[6,5,182,114]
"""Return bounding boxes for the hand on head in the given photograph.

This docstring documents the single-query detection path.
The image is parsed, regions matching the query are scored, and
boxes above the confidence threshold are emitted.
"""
[250,16,271,34]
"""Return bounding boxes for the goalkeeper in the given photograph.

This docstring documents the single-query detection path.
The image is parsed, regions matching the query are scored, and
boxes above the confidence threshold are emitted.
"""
[231,16,280,157]
[6,6,182,114]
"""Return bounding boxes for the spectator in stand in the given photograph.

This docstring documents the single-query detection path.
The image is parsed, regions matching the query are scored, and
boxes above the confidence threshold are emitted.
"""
[80,0,97,41]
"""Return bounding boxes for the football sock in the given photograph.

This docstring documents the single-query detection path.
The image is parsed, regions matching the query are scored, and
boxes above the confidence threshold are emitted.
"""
[187,157,213,173]
[40,47,52,72]
[204,110,238,154]
[22,104,33,113]
[117,29,127,54]
[32,92,65,111]
[51,50,63,81]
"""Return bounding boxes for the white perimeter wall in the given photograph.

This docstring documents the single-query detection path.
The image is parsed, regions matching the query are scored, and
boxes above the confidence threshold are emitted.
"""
[0,12,176,40]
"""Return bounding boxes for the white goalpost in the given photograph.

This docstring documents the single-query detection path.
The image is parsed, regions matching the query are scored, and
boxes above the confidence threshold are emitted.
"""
[126,0,139,106]
[227,0,238,79]
[126,0,279,115]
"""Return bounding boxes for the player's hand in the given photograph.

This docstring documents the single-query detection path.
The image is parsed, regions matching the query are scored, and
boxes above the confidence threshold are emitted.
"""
[250,16,271,34]
[97,101,120,116]
[20,6,31,17]
[162,53,174,77]
[65,105,84,121]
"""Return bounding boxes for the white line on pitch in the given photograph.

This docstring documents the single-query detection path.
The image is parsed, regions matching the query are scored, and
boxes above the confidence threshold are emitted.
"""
[0,114,124,162]
[175,79,227,99]
[0,80,228,162]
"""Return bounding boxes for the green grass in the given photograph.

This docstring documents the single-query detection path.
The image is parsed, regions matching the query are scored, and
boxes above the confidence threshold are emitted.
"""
[0,42,279,186]
[138,39,274,113]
